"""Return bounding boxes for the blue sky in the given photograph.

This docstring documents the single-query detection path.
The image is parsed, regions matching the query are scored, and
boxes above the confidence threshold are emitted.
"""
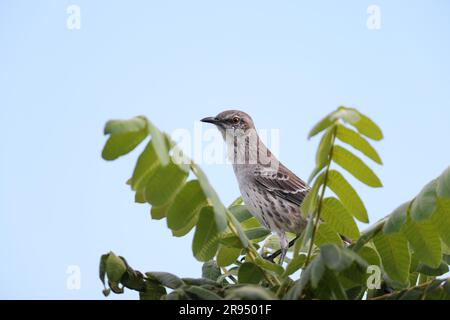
[1,1,449,299]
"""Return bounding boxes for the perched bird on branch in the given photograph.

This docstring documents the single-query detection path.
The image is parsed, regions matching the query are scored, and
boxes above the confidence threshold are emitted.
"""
[201,110,310,264]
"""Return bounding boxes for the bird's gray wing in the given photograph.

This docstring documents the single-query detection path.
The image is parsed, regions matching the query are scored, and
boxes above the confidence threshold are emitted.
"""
[253,164,310,206]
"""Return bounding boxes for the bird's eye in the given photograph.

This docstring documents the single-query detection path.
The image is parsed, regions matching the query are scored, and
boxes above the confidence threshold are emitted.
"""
[232,117,240,124]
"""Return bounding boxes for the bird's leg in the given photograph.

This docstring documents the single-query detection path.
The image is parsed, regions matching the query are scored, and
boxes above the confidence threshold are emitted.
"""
[278,233,289,265]
[265,234,301,262]
[266,233,352,262]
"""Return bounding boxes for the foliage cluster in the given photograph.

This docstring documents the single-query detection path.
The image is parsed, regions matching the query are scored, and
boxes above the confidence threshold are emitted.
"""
[99,108,450,300]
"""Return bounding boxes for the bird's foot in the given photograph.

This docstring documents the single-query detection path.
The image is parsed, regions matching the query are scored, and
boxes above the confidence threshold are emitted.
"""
[263,249,286,265]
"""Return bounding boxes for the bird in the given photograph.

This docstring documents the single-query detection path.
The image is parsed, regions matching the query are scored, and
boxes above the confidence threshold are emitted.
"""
[201,110,310,264]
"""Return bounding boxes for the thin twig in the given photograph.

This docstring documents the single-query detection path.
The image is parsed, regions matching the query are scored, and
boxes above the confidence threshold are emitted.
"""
[369,281,439,301]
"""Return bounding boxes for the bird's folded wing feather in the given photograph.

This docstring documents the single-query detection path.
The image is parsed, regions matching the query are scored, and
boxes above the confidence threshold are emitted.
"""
[253,164,310,206]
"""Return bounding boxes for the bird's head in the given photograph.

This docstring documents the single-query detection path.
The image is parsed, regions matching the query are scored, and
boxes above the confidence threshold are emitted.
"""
[201,110,255,138]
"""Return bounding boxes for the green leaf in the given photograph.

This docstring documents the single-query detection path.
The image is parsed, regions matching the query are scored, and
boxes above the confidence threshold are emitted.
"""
[320,244,341,270]
[202,261,222,281]
[321,197,360,240]
[238,262,264,284]
[225,286,277,300]
[310,257,326,288]
[284,274,309,300]
[358,246,381,266]
[192,207,221,262]
[315,223,343,247]
[254,257,284,276]
[383,202,410,235]
[297,213,316,254]
[245,227,271,241]
[316,127,334,165]
[430,198,450,247]
[102,132,148,162]
[147,120,170,166]
[308,128,334,183]
[437,167,450,198]
[336,124,382,164]
[146,272,184,289]
[219,236,242,248]
[216,246,241,267]
[150,202,171,220]
[315,269,348,300]
[411,180,438,221]
[164,133,191,173]
[240,217,261,229]
[229,196,244,207]
[284,255,307,277]
[191,163,228,232]
[163,290,186,300]
[105,252,127,283]
[144,161,188,207]
[166,180,208,233]
[339,247,371,269]
[121,268,146,292]
[225,210,249,248]
[402,218,442,268]
[135,188,146,203]
[171,217,199,237]
[373,232,411,284]
[104,116,147,135]
[337,107,383,141]
[184,286,223,300]
[181,278,218,286]
[332,146,382,188]
[262,235,283,251]
[302,172,324,215]
[220,228,270,248]
[139,281,167,300]
[129,141,160,191]
[327,170,368,223]
[99,254,109,290]
[345,286,366,300]
[416,262,449,277]
[108,281,124,294]
[102,116,148,160]
[308,113,334,139]
[308,164,326,186]
[321,244,353,272]
[352,219,385,252]
[102,288,111,297]
[229,205,253,223]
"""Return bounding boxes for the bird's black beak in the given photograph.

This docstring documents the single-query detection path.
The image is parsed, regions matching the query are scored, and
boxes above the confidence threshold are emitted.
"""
[201,116,220,124]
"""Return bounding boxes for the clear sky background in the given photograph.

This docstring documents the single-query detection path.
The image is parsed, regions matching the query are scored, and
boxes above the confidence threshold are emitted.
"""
[1,1,449,299]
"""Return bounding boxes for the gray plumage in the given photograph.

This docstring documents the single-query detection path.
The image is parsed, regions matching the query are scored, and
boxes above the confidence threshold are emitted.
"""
[201,110,310,264]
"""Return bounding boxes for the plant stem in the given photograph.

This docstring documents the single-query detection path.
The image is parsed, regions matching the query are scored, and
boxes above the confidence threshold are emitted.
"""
[369,280,438,301]
[304,125,337,267]
[275,278,290,298]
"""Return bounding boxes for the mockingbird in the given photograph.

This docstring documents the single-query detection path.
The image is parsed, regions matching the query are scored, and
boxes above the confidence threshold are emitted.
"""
[201,110,310,264]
